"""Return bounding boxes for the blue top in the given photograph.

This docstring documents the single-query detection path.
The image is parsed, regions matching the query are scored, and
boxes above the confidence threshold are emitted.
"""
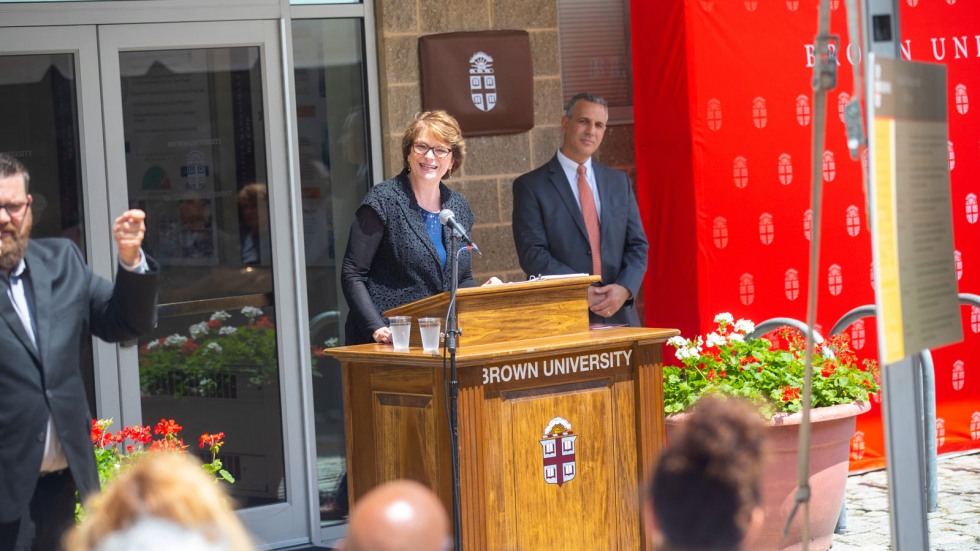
[423,209,447,267]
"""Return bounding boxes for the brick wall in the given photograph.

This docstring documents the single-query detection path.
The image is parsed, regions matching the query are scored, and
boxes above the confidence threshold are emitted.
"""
[373,0,636,285]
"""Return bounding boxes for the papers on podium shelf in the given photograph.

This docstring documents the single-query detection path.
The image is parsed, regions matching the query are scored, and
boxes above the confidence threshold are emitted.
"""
[530,273,590,281]
[590,323,627,330]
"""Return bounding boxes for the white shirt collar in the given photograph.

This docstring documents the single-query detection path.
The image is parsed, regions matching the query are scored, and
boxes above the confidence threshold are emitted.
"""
[556,149,592,174]
[9,259,26,279]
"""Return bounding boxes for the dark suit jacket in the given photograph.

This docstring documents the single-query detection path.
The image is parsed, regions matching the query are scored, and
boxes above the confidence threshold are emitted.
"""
[513,155,648,326]
[0,239,158,522]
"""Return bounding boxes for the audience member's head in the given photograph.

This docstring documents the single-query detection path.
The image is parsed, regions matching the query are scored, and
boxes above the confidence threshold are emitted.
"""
[65,453,255,551]
[645,396,767,551]
[339,480,451,551]
[237,183,268,234]
[178,194,212,230]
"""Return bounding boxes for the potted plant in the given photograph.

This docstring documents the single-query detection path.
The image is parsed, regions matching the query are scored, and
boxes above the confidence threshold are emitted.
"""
[79,418,233,520]
[138,307,280,397]
[664,313,880,551]
[139,307,331,397]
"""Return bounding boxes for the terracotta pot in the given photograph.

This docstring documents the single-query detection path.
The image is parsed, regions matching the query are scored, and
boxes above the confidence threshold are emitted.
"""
[665,401,870,551]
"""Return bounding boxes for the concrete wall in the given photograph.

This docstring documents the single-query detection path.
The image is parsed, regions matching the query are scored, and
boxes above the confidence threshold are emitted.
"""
[373,0,635,284]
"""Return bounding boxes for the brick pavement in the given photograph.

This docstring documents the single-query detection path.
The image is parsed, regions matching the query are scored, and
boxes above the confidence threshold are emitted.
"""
[830,451,980,550]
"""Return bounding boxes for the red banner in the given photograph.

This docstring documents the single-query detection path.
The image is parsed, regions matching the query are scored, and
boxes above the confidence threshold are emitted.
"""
[633,0,980,470]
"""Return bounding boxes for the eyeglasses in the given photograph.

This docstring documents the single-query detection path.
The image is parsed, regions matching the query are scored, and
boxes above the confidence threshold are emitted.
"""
[0,199,30,218]
[412,142,452,159]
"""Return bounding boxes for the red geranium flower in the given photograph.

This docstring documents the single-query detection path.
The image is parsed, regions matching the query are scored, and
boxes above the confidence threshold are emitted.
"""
[154,418,183,437]
[199,432,226,450]
[86,416,235,501]
[781,386,801,402]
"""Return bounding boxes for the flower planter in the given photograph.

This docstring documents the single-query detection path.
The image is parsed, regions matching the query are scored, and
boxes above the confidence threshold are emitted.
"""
[665,401,870,551]
[141,368,267,399]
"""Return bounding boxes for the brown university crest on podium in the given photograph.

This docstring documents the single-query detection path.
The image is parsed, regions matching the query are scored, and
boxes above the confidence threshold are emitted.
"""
[539,417,577,487]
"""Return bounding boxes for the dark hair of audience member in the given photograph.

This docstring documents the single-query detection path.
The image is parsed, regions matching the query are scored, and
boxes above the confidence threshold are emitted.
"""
[646,395,767,551]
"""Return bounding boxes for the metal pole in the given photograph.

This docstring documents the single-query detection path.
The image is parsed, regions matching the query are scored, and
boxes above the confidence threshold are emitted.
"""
[786,2,837,546]
[878,356,930,549]
[445,235,463,551]
[862,1,932,548]
[921,350,938,512]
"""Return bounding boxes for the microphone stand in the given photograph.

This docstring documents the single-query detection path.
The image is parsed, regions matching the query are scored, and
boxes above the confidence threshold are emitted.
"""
[445,232,463,551]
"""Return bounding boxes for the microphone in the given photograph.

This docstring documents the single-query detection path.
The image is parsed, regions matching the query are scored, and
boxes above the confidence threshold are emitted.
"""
[439,209,480,254]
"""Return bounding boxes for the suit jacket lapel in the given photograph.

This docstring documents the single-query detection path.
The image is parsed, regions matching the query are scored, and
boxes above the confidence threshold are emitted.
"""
[0,278,42,364]
[546,156,589,241]
[26,252,51,366]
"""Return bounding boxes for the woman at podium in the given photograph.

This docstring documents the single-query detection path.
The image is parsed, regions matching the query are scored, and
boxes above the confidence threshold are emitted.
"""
[341,110,479,345]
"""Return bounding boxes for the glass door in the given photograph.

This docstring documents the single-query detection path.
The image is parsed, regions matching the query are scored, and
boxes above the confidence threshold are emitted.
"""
[0,25,125,425]
[98,21,309,546]
[290,18,373,540]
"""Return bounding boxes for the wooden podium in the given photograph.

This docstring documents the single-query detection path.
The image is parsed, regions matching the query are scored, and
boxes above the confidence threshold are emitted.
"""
[325,276,678,550]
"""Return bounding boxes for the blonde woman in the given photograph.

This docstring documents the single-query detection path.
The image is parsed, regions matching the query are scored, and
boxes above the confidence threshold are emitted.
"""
[66,453,255,551]
[342,110,497,346]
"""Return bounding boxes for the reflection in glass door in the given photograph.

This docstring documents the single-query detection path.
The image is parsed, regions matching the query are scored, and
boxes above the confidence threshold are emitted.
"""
[292,17,372,532]
[0,53,85,249]
[98,21,306,546]
[119,46,285,506]
[121,45,284,508]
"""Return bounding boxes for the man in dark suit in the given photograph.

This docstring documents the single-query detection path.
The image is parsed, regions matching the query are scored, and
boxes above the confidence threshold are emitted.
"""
[0,153,159,551]
[512,92,648,326]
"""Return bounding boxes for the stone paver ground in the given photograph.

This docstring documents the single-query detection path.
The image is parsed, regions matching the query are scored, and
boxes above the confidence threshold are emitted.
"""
[829,451,980,550]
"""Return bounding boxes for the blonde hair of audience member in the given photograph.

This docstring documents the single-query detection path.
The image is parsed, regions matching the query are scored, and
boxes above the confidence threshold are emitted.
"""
[339,480,451,551]
[237,183,268,211]
[645,396,767,551]
[65,453,255,551]
[237,183,268,236]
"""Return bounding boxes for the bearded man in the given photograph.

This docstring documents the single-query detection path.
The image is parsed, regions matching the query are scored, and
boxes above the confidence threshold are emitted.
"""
[0,153,159,551]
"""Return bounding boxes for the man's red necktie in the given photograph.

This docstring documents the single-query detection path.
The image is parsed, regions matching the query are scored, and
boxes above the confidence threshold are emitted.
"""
[577,164,602,277]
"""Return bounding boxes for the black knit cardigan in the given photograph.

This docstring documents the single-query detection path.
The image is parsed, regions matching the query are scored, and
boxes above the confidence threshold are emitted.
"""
[341,170,477,345]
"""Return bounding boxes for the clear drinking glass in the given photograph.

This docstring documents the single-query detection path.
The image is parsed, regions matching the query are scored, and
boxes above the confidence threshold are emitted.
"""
[418,317,441,354]
[389,316,411,351]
